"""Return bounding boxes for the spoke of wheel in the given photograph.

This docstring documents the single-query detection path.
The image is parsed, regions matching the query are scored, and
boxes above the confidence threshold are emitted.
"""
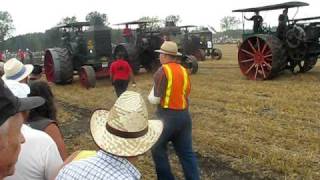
[245,63,256,74]
[264,54,272,58]
[263,62,272,69]
[247,39,257,53]
[260,64,266,78]
[256,37,261,52]
[254,65,259,80]
[261,43,268,54]
[240,58,254,63]
[240,48,255,57]
[265,58,272,62]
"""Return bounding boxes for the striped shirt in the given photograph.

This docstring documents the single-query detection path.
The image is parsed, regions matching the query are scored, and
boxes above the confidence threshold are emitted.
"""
[56,150,141,180]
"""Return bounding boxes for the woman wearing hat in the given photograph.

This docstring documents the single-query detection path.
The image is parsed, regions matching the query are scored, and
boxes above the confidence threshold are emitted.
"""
[56,91,163,180]
[2,58,34,83]
[149,41,200,180]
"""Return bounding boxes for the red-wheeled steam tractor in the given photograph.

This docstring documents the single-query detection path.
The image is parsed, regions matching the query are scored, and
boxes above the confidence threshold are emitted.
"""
[233,1,320,80]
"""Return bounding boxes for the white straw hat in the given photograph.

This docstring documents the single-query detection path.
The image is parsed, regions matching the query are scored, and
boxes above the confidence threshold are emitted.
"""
[155,41,182,56]
[90,91,163,157]
[2,58,33,82]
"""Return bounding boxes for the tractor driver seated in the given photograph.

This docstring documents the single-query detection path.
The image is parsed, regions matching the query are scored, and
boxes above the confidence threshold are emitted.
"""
[245,11,263,33]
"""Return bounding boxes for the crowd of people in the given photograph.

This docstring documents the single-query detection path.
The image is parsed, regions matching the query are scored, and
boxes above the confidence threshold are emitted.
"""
[0,40,200,180]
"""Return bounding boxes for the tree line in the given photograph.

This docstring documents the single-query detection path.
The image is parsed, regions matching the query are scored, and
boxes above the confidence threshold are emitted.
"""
[0,10,244,52]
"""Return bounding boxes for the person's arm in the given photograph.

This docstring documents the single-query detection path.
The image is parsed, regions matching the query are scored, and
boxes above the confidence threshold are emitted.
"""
[127,62,136,86]
[148,86,160,104]
[45,123,68,160]
[130,71,136,86]
[44,139,63,180]
[109,62,115,82]
[148,67,167,104]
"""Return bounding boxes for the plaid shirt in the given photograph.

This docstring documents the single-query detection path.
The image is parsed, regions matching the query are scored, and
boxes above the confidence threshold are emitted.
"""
[56,150,141,180]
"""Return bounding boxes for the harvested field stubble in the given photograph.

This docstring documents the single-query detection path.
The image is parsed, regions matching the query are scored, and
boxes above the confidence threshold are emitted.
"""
[53,44,320,179]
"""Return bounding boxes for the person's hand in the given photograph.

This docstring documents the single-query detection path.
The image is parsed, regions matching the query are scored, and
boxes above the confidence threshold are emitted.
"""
[132,82,136,87]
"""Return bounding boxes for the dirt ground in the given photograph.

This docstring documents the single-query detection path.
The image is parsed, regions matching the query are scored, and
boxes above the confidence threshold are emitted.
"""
[52,44,320,180]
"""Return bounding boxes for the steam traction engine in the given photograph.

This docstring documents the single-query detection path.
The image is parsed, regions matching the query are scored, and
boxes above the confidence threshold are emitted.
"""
[233,1,320,80]
[44,22,112,88]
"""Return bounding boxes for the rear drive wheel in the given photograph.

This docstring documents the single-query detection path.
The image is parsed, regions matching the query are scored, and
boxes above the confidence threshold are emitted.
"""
[44,48,73,84]
[238,35,287,80]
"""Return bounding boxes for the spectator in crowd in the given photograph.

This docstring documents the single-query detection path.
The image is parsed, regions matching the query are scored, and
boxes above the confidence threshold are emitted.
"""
[17,49,25,62]
[0,78,44,179]
[4,70,63,180]
[149,41,200,180]
[56,91,163,180]
[27,81,68,160]
[28,65,43,82]
[0,51,3,61]
[2,58,34,84]
[0,62,4,76]
[110,52,136,97]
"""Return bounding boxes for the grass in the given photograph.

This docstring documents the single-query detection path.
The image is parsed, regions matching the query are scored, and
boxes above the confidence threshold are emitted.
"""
[52,44,320,179]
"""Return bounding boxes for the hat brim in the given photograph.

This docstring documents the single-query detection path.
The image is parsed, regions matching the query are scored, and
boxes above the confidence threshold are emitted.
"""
[90,110,163,157]
[155,50,182,56]
[2,64,34,82]
[17,96,45,112]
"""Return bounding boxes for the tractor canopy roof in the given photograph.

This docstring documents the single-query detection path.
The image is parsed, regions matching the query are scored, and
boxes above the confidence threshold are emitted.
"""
[179,25,197,29]
[232,1,308,12]
[54,22,91,29]
[114,20,156,26]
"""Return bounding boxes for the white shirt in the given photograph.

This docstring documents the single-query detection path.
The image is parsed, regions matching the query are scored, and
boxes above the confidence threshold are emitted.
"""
[4,80,30,98]
[207,41,212,49]
[5,125,63,180]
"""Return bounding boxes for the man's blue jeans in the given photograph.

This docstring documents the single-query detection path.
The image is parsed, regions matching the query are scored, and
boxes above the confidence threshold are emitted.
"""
[152,108,200,180]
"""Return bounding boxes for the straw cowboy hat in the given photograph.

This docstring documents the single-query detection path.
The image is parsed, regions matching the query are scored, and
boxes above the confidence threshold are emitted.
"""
[155,41,182,56]
[2,58,33,82]
[90,91,163,157]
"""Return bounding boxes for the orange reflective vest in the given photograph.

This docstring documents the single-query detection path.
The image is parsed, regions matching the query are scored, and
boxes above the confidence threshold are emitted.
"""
[161,63,191,110]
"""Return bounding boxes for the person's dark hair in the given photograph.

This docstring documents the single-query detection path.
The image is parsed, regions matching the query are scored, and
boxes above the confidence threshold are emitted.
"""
[116,51,126,60]
[31,65,42,75]
[28,81,57,121]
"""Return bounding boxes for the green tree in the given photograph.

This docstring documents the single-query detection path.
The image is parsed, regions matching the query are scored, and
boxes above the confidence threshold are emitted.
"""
[0,11,14,48]
[164,15,181,25]
[220,16,240,31]
[58,16,78,25]
[85,11,108,26]
[138,16,161,30]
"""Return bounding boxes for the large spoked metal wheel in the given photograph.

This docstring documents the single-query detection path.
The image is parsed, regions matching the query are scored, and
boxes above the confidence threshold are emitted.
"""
[44,48,73,84]
[211,48,222,60]
[238,35,287,80]
[79,65,96,89]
